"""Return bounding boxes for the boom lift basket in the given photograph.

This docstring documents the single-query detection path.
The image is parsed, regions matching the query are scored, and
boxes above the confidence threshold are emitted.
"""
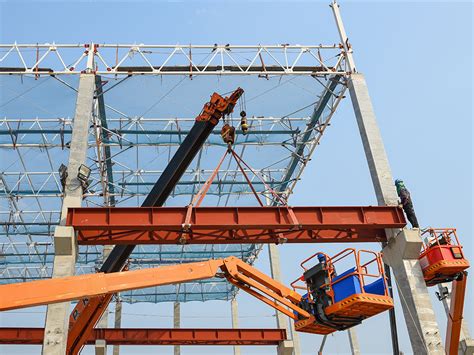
[291,248,393,335]
[419,228,469,287]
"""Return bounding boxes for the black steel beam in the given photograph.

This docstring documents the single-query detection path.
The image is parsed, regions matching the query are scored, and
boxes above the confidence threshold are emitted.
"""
[100,120,217,272]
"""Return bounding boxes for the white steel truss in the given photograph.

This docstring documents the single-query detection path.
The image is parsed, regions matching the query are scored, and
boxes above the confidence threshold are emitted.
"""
[0,43,348,76]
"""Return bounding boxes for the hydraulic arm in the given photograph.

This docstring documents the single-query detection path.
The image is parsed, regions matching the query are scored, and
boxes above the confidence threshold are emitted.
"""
[0,248,394,345]
[0,257,311,320]
[419,228,470,355]
[66,87,244,354]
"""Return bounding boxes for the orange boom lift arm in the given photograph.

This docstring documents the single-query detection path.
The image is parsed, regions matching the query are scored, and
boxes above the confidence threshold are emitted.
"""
[418,228,470,355]
[0,257,310,320]
[0,248,394,354]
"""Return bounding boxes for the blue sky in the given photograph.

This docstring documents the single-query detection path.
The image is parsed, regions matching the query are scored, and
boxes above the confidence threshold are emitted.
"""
[0,1,472,354]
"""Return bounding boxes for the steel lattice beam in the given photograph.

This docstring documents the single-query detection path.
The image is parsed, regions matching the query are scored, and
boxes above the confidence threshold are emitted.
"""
[0,43,346,76]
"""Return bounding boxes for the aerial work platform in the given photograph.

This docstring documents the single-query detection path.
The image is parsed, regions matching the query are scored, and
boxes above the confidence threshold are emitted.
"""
[0,248,393,349]
[419,228,469,287]
[293,248,393,335]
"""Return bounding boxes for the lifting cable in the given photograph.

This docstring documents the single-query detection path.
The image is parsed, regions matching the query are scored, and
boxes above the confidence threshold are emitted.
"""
[182,146,301,232]
[84,147,312,241]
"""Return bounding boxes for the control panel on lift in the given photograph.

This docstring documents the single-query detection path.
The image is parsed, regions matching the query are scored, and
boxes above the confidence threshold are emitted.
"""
[291,248,394,335]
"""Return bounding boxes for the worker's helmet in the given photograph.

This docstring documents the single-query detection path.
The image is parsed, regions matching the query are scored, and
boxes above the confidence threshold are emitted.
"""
[394,179,406,195]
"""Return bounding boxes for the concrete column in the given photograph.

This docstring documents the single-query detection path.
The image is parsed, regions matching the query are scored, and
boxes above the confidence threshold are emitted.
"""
[268,244,296,355]
[347,328,360,355]
[231,298,241,355]
[288,316,302,355]
[112,299,122,355]
[42,73,96,355]
[438,283,474,354]
[348,74,398,206]
[95,246,113,355]
[95,310,108,355]
[348,73,444,354]
[383,229,444,354]
[174,302,181,355]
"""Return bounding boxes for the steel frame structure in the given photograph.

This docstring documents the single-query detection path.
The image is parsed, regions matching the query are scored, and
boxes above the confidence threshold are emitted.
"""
[2,2,462,354]
[1,43,347,303]
[0,44,347,76]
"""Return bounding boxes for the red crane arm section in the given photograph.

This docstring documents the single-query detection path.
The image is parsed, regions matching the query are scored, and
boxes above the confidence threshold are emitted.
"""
[196,87,244,124]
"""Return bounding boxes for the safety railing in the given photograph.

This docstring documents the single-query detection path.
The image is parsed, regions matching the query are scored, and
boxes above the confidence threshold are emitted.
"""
[421,228,464,255]
[291,248,389,305]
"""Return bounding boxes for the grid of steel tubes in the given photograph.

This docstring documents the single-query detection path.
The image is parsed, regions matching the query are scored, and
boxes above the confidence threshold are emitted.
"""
[0,43,347,302]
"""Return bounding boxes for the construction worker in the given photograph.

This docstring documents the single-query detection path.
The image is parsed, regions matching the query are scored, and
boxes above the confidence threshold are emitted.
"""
[395,179,419,228]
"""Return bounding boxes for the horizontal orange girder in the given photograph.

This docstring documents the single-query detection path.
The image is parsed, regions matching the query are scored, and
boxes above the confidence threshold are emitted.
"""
[67,206,406,245]
[0,327,287,346]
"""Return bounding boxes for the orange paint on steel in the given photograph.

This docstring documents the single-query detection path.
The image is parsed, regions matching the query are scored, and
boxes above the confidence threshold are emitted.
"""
[222,257,310,320]
[0,327,287,346]
[67,294,114,354]
[419,228,470,286]
[0,256,312,352]
[66,87,245,355]
[66,205,406,245]
[292,248,394,335]
[446,273,468,355]
[0,260,223,312]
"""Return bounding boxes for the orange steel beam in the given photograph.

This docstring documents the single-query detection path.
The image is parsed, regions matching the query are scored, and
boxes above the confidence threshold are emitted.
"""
[67,206,406,245]
[0,327,287,346]
[446,272,468,355]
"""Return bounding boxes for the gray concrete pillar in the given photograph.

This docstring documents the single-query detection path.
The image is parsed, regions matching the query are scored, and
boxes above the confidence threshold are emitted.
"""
[42,73,96,355]
[231,298,241,355]
[347,328,360,355]
[348,73,444,354]
[288,316,302,355]
[383,229,444,354]
[268,244,296,355]
[174,302,181,355]
[95,312,108,355]
[95,246,114,355]
[348,74,398,206]
[42,227,77,354]
[113,299,122,355]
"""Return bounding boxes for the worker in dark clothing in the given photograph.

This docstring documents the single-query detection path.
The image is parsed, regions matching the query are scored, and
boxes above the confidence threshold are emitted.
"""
[395,179,419,228]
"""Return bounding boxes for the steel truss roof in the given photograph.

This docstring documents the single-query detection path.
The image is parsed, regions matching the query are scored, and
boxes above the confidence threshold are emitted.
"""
[0,43,347,303]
